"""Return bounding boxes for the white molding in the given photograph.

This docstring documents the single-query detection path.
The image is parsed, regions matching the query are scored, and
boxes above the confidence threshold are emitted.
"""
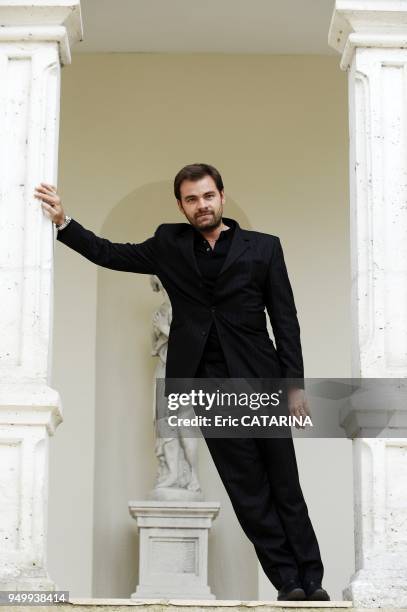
[0,1,83,65]
[328,0,407,69]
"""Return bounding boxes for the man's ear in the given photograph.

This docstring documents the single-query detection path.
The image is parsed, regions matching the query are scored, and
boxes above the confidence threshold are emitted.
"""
[220,190,226,205]
[177,199,185,215]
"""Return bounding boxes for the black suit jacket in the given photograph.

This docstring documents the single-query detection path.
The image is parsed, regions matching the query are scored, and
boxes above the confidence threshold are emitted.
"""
[56,216,304,385]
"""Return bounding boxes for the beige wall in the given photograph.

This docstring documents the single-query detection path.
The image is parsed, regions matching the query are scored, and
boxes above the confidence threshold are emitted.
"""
[48,53,352,600]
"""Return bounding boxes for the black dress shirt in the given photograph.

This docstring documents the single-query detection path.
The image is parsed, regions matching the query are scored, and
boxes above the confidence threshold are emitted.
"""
[192,218,236,367]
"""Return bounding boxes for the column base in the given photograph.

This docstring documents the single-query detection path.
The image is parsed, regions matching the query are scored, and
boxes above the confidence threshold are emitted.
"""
[343,569,407,607]
[0,571,56,591]
[0,384,62,592]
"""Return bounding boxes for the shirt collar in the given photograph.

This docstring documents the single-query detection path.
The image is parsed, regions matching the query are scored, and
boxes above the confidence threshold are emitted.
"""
[193,217,236,243]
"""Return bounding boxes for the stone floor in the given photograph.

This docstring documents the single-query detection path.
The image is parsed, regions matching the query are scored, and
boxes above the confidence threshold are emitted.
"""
[12,598,403,612]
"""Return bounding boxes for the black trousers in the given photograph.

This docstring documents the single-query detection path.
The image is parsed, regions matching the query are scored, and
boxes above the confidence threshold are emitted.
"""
[195,356,324,591]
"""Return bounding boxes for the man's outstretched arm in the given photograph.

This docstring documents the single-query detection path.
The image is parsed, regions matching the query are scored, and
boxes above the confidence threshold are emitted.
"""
[34,182,159,275]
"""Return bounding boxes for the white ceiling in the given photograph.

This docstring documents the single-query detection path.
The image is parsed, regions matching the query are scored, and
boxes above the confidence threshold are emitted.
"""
[74,0,337,55]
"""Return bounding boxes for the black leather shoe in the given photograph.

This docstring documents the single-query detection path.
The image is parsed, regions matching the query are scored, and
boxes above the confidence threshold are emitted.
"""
[277,579,306,601]
[304,580,330,601]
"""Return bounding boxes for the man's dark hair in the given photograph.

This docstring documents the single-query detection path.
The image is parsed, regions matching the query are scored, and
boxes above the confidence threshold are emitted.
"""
[174,163,224,201]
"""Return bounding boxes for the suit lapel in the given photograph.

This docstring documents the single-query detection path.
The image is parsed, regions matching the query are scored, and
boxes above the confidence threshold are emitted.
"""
[217,217,250,277]
[176,226,203,278]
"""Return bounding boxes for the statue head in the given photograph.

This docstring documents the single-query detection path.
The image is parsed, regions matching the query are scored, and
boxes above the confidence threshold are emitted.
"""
[150,275,169,302]
[150,274,161,293]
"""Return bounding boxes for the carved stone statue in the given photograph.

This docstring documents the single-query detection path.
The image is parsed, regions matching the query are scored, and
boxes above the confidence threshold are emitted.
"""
[148,274,203,501]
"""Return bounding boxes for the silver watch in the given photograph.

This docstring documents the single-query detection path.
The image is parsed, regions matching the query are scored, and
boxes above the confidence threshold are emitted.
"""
[56,215,72,231]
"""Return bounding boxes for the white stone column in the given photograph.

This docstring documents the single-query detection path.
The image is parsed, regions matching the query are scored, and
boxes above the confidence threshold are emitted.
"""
[329,1,407,606]
[0,2,82,590]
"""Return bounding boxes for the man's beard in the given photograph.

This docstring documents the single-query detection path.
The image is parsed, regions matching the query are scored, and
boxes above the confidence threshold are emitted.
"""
[191,209,222,231]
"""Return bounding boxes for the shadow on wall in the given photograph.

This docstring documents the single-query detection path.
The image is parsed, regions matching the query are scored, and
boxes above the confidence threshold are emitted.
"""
[103,179,252,232]
[91,180,257,600]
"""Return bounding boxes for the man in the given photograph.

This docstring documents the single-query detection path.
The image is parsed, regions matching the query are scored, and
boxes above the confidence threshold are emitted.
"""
[34,163,329,601]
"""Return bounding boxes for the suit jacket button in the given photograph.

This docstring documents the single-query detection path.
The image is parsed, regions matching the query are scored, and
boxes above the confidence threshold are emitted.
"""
[201,330,206,336]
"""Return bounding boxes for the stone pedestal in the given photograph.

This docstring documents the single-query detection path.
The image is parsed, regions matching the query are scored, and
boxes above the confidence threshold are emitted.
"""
[128,501,220,600]
[329,1,407,606]
[0,1,82,590]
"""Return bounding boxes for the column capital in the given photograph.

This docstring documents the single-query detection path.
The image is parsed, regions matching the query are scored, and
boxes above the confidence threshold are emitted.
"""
[328,0,407,69]
[0,0,83,65]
